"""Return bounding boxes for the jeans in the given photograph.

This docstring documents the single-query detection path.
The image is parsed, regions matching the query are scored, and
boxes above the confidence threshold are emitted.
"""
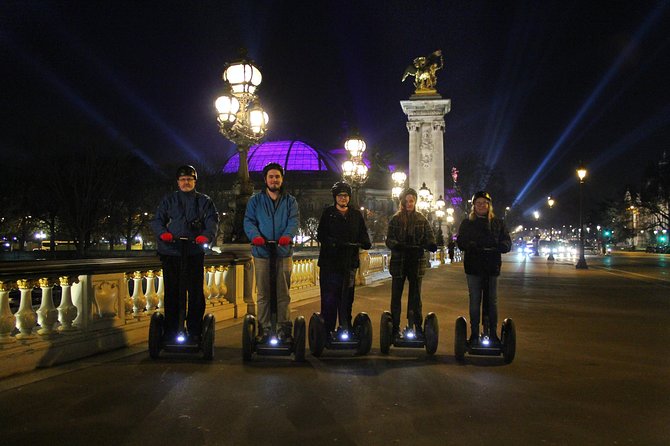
[391,273,423,331]
[466,274,498,335]
[319,269,356,333]
[254,256,292,330]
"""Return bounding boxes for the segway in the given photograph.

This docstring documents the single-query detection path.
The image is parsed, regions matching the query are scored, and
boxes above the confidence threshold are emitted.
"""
[308,242,373,357]
[379,245,439,356]
[149,237,216,360]
[242,240,306,362]
[454,261,516,363]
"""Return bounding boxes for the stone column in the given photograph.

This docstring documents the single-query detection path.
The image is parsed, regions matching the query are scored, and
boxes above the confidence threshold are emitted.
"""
[400,96,451,198]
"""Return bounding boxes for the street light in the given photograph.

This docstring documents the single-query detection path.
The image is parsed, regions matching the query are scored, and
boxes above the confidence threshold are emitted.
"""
[215,55,269,243]
[435,195,446,245]
[391,171,407,200]
[547,196,555,261]
[342,134,369,208]
[533,211,540,256]
[576,164,588,269]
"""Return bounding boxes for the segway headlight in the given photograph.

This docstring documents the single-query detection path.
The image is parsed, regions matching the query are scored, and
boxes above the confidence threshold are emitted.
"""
[406,330,415,339]
[481,336,490,346]
[340,331,349,341]
[176,334,186,343]
[270,337,279,346]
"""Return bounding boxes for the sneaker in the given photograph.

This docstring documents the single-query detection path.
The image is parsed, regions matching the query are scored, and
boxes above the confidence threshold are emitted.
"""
[257,327,271,344]
[468,334,479,347]
[490,333,501,346]
[278,326,293,343]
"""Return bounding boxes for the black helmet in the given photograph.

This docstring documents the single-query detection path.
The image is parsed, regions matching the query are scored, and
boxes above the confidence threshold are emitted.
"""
[262,162,285,178]
[471,190,492,204]
[331,181,352,197]
[176,165,197,181]
[399,188,418,203]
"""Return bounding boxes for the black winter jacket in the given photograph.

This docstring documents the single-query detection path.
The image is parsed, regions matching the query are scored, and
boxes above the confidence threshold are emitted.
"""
[385,211,437,278]
[457,216,511,276]
[150,190,219,257]
[317,206,371,273]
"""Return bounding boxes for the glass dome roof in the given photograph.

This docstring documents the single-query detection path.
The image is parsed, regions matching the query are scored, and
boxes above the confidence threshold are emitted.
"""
[222,140,338,174]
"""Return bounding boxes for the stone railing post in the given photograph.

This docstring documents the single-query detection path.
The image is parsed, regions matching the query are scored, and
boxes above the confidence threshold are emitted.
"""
[206,266,219,304]
[131,271,147,319]
[217,266,228,302]
[36,277,59,335]
[15,279,37,339]
[144,270,158,313]
[156,270,165,312]
[0,281,16,343]
[57,276,78,333]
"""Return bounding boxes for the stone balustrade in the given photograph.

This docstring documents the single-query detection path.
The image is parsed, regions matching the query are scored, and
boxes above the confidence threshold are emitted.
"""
[0,247,390,378]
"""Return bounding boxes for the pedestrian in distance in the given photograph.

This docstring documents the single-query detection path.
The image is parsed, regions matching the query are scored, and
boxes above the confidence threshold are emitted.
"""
[316,181,372,335]
[456,190,511,346]
[385,188,438,338]
[150,165,219,343]
[243,162,300,342]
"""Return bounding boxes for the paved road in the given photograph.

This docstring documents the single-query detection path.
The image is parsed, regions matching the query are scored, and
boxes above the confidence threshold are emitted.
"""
[1,253,669,445]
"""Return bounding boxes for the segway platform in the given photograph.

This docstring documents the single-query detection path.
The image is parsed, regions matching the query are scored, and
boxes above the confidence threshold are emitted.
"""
[454,316,516,363]
[379,310,439,355]
[308,312,372,357]
[148,312,215,360]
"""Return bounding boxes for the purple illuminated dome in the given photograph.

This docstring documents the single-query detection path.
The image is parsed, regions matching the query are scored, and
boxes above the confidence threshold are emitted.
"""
[222,140,338,173]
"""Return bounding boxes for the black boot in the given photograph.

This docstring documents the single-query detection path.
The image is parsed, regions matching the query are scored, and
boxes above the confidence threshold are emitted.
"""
[468,326,479,346]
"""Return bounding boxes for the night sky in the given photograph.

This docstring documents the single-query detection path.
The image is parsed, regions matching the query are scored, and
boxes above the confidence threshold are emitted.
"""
[2,1,669,216]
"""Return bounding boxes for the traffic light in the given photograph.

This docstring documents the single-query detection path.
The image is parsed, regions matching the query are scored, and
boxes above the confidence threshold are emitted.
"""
[603,229,612,238]
[659,234,668,244]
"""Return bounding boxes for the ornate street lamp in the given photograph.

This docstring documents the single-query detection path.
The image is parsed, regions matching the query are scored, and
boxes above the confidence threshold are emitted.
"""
[215,56,269,243]
[417,182,431,213]
[576,164,588,269]
[342,134,369,208]
[547,196,555,261]
[391,171,407,200]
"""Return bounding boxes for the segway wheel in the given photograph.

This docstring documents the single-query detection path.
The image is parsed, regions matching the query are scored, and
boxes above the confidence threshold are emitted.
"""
[379,311,393,354]
[293,316,306,362]
[454,316,468,362]
[242,314,256,362]
[424,312,439,355]
[501,318,516,364]
[201,313,215,360]
[148,312,164,359]
[308,313,326,357]
[353,312,373,355]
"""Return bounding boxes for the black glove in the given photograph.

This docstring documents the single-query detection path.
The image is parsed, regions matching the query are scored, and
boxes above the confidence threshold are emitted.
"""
[361,241,372,250]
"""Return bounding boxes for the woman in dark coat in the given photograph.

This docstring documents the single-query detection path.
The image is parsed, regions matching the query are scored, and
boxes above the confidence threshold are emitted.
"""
[456,191,511,345]
[385,188,437,338]
[317,182,371,335]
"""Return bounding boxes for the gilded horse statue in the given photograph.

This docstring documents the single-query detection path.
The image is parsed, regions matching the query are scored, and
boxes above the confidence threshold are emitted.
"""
[401,50,444,94]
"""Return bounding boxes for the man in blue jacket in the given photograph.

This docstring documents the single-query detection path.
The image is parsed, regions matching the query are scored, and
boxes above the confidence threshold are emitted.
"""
[150,165,219,342]
[244,162,299,342]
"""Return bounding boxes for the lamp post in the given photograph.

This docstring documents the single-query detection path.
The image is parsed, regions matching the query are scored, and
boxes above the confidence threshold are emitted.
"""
[435,195,445,245]
[576,164,588,269]
[532,210,540,255]
[342,134,369,208]
[391,171,407,202]
[547,196,555,261]
[215,56,269,243]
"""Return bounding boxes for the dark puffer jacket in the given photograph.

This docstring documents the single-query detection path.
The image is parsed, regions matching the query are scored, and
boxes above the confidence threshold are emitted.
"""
[457,216,511,276]
[317,205,372,273]
[385,211,437,278]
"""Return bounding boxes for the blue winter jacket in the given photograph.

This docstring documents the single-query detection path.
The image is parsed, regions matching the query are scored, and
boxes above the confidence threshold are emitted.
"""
[150,190,219,257]
[244,190,299,258]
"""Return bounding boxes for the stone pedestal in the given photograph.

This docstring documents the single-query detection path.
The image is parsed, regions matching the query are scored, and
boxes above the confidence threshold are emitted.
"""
[400,95,451,197]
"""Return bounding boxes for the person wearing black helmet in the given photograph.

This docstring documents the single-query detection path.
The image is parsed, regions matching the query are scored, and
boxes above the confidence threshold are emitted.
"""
[150,165,219,342]
[456,191,511,346]
[316,181,372,334]
[244,162,299,342]
[385,187,438,338]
